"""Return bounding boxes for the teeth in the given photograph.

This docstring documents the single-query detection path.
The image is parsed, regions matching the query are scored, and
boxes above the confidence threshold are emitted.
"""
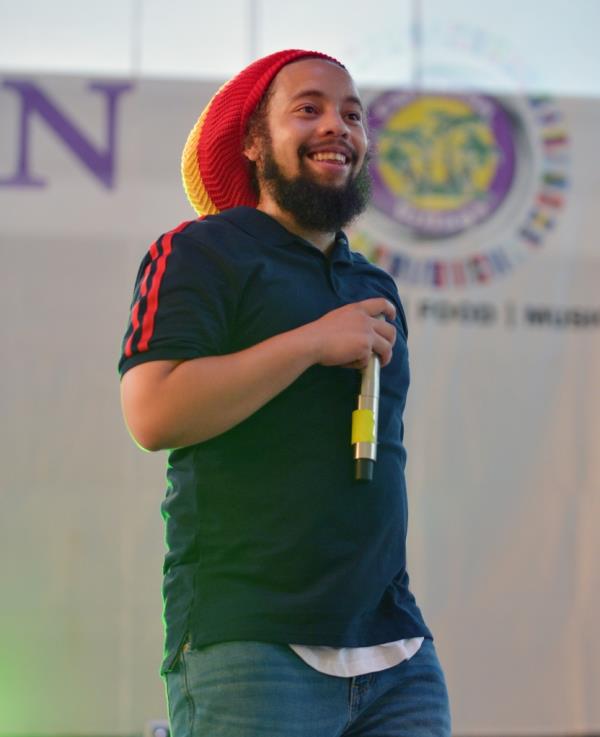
[311,152,347,163]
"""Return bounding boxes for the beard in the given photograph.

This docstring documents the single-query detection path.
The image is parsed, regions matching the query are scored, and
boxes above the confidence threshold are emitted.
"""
[257,140,372,233]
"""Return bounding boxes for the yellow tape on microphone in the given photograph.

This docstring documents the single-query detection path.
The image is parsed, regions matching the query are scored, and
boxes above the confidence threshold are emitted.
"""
[351,409,375,444]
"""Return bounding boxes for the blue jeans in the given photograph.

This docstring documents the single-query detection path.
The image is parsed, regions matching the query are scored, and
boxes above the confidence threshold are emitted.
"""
[165,638,451,737]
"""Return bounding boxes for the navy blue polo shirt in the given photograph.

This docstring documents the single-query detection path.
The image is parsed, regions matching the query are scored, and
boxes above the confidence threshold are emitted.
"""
[119,206,431,673]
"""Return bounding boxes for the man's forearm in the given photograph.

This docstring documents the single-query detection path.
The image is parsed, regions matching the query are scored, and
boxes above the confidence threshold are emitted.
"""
[121,323,320,451]
[120,298,396,451]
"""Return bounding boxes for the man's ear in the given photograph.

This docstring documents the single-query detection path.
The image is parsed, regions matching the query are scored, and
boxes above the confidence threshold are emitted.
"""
[243,136,260,163]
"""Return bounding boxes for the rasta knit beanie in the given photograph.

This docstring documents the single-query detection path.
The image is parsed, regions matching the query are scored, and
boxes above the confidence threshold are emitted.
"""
[181,49,344,216]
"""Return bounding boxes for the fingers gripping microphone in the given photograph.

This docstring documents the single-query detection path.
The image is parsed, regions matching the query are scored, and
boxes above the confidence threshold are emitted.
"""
[351,317,383,482]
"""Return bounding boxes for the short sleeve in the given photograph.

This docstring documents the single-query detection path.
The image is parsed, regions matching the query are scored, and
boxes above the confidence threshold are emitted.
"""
[118,225,237,376]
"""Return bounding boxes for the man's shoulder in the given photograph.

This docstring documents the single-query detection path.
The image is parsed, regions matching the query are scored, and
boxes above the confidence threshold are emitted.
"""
[348,246,396,284]
[348,248,370,266]
[177,209,251,243]
[152,209,260,267]
[179,206,285,249]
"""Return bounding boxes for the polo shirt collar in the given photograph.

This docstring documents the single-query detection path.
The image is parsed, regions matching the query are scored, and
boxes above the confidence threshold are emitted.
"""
[219,206,351,263]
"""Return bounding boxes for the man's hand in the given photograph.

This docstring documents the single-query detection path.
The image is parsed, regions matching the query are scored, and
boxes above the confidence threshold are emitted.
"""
[305,297,396,370]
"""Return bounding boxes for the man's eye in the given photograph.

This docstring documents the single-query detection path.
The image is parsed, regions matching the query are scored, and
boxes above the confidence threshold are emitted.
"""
[299,105,317,114]
[347,112,362,122]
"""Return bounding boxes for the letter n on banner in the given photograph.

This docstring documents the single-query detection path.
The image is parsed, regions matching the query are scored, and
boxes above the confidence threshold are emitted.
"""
[0,81,132,189]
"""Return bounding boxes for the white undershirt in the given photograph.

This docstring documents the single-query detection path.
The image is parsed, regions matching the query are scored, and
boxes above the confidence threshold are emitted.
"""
[289,637,424,677]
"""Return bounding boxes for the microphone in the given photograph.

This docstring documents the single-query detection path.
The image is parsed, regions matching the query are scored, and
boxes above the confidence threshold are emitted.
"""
[351,317,383,482]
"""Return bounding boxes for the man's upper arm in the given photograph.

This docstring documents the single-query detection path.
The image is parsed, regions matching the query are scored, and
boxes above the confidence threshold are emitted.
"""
[120,359,181,450]
[118,227,234,376]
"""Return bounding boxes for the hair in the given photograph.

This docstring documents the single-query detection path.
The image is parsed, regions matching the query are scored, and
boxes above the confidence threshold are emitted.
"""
[244,84,275,198]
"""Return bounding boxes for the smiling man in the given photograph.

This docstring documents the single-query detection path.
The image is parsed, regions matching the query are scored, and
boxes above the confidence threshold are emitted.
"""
[243,57,371,246]
[119,50,450,737]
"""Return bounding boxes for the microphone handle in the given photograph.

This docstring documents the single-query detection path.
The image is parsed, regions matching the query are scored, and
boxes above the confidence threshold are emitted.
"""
[352,349,381,482]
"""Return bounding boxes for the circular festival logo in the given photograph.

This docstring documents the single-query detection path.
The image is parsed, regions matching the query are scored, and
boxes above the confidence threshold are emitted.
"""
[349,30,570,289]
[369,92,515,238]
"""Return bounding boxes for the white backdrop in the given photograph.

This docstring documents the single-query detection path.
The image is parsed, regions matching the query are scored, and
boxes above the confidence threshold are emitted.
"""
[0,72,598,735]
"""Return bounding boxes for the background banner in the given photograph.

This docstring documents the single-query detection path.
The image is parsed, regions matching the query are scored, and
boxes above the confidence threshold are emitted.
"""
[0,73,598,735]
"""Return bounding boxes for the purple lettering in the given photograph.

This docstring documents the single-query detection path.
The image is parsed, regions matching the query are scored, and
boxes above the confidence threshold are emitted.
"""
[0,80,132,189]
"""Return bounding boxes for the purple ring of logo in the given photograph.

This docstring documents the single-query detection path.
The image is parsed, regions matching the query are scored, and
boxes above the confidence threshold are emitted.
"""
[367,91,516,237]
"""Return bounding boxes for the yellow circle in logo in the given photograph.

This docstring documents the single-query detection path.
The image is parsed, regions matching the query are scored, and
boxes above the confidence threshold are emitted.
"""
[377,96,499,212]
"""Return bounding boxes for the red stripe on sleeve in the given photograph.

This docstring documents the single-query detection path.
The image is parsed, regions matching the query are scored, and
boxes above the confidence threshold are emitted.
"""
[123,302,140,359]
[137,220,193,353]
[123,257,155,357]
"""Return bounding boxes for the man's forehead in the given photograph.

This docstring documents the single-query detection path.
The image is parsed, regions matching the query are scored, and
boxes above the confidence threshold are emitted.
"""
[269,58,360,102]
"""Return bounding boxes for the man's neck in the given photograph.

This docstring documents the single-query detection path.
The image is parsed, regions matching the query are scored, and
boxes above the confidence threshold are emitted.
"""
[256,202,336,254]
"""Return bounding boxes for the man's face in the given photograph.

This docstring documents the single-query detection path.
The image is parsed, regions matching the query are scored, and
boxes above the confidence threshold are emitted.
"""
[245,58,371,232]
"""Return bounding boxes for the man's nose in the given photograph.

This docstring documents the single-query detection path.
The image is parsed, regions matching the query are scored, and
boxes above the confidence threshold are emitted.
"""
[318,108,350,137]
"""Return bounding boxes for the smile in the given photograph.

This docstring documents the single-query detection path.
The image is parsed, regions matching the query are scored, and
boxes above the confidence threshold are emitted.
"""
[308,151,350,166]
